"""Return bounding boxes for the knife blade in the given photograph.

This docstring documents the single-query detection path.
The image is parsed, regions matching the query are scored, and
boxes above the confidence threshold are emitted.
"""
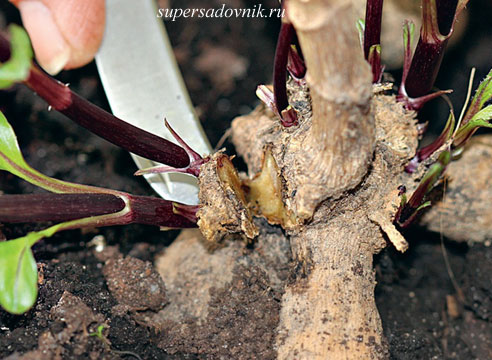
[95,0,211,205]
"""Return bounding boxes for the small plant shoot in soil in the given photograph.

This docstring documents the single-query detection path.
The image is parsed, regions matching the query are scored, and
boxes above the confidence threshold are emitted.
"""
[1,0,492,358]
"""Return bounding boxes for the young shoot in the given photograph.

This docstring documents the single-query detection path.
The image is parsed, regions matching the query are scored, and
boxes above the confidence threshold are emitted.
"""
[361,0,384,82]
[398,0,469,110]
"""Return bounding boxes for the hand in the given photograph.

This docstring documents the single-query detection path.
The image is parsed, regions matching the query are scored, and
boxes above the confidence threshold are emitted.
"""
[11,0,105,75]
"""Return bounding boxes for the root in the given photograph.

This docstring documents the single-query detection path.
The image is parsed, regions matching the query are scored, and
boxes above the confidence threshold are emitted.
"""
[277,210,388,359]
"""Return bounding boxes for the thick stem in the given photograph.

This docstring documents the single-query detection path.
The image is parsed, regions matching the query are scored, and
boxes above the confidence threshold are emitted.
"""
[287,0,374,219]
[277,213,388,359]
[363,0,383,59]
[232,91,419,359]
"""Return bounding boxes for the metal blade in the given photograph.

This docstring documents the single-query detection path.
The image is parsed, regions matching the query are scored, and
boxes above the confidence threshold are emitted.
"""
[95,0,211,205]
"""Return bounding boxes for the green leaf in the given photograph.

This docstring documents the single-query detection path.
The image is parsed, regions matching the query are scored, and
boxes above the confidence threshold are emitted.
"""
[0,237,37,314]
[401,20,416,83]
[0,214,132,314]
[368,44,381,58]
[416,201,432,212]
[0,111,111,194]
[399,193,407,208]
[463,69,492,123]
[0,24,33,89]
[403,20,416,54]
[443,111,457,142]
[473,69,492,110]
[89,324,107,339]
[0,222,74,314]
[356,19,365,49]
[472,103,492,122]
[454,104,492,148]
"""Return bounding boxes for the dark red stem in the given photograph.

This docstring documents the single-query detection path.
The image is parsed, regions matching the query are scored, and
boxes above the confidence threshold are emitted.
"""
[436,0,459,35]
[0,193,125,223]
[363,0,383,60]
[0,32,10,62]
[416,130,447,162]
[403,0,459,98]
[129,195,197,228]
[273,21,297,126]
[404,39,448,98]
[287,47,306,79]
[0,193,197,228]
[25,66,190,168]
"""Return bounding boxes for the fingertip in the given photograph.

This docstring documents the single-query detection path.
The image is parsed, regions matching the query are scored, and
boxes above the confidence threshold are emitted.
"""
[17,0,70,75]
[14,0,105,73]
[45,0,105,70]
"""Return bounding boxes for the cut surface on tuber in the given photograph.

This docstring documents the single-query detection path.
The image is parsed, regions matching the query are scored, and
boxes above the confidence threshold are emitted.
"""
[245,146,295,228]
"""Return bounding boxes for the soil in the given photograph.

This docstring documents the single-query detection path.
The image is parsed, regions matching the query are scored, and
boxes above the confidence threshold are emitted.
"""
[0,0,492,359]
